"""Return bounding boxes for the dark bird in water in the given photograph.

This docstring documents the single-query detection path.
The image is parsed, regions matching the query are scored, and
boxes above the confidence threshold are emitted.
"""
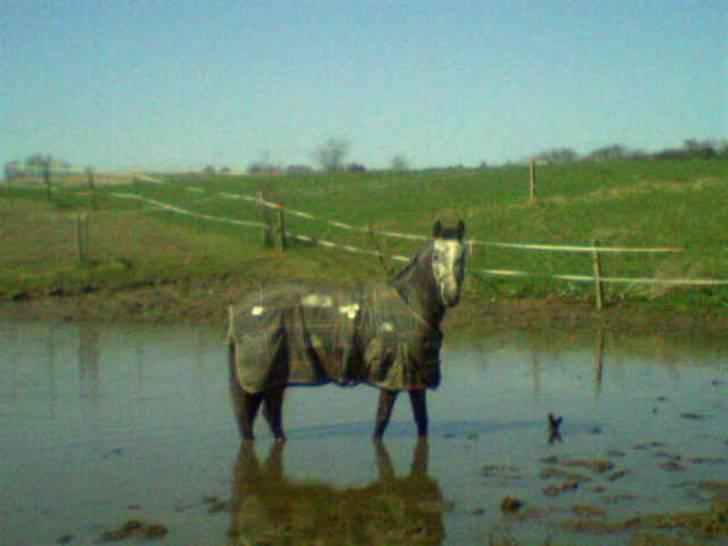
[548,413,563,429]
[548,413,563,444]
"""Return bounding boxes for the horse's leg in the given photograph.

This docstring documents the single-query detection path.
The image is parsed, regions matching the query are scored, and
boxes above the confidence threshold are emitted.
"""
[265,440,284,480]
[241,392,264,441]
[228,342,263,440]
[263,386,286,442]
[374,439,395,481]
[411,436,429,476]
[373,388,399,440]
[228,343,248,438]
[408,389,428,438]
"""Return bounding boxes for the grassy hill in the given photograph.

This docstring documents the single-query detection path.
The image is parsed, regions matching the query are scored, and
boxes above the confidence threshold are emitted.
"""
[1,159,726,315]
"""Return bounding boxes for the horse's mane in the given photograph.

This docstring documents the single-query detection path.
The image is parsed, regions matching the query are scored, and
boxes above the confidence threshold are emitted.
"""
[389,240,433,284]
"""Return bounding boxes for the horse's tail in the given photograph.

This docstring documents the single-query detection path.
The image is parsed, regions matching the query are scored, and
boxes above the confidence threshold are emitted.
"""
[225,304,237,369]
[227,304,238,382]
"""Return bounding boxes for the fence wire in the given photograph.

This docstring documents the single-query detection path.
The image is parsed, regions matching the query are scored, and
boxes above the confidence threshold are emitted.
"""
[3,177,726,290]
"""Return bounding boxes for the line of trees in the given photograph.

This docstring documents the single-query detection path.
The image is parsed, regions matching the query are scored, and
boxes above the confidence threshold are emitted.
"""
[531,139,728,166]
[4,154,75,181]
[244,138,394,175]
[8,137,726,183]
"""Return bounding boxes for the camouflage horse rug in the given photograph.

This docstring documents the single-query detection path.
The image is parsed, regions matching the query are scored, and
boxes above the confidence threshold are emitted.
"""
[228,281,443,393]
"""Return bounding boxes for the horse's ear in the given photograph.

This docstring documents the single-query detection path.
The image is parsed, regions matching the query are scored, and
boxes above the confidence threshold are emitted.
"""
[432,220,443,238]
[456,220,466,240]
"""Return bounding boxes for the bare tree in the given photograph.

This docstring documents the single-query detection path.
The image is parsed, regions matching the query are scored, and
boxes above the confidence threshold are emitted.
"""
[586,144,628,162]
[315,138,349,172]
[391,155,408,172]
[347,163,366,172]
[248,150,281,175]
[286,164,313,175]
[718,141,728,158]
[534,148,579,165]
[4,162,20,182]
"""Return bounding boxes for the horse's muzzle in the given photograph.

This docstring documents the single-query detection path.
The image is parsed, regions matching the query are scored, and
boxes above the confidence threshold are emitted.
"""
[443,292,461,308]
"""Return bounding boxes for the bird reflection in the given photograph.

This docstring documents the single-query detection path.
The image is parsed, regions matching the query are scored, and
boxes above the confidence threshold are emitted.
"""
[228,439,444,546]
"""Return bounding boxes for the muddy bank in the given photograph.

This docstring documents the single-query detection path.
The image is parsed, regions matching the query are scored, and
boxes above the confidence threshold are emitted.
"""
[1,277,726,339]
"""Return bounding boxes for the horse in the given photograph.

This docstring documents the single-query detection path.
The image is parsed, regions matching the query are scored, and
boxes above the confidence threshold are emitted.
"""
[226,220,466,441]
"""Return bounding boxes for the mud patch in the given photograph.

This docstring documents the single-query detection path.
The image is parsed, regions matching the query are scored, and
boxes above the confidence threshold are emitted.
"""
[482,464,523,480]
[660,461,688,472]
[680,412,706,420]
[500,496,524,514]
[607,469,630,482]
[571,504,606,518]
[561,498,728,539]
[561,458,616,474]
[543,480,583,497]
[539,467,591,483]
[201,495,229,514]
[99,520,168,542]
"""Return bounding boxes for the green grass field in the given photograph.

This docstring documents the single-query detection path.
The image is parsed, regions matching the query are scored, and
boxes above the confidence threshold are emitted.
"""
[2,159,726,313]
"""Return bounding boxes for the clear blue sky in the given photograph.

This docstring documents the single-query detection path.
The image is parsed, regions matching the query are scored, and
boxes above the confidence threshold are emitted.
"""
[1,0,726,171]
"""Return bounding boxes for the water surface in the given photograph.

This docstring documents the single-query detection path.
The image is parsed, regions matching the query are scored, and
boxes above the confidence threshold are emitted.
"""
[1,318,726,545]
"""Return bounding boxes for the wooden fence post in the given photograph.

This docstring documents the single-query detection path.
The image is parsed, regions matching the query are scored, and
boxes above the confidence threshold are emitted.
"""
[86,167,98,210]
[132,176,143,209]
[6,175,14,208]
[529,160,536,203]
[275,205,286,251]
[591,238,604,310]
[257,191,273,247]
[43,158,52,201]
[85,212,90,260]
[75,212,88,265]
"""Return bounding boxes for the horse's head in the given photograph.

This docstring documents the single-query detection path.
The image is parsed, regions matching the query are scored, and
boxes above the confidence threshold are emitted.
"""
[431,220,466,307]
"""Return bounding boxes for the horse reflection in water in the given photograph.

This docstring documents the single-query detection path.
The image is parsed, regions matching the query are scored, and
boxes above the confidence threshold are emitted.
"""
[227,221,466,441]
[228,440,444,546]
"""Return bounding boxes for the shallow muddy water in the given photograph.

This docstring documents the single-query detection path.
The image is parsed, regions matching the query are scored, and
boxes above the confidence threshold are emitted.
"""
[1,317,726,545]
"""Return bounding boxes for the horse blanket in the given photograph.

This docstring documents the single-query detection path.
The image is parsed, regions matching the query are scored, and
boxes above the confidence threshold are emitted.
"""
[228,283,442,393]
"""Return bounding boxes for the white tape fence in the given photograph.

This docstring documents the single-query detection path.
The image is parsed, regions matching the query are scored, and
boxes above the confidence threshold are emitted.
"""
[118,174,688,253]
[111,192,264,229]
[214,188,688,253]
[107,185,728,289]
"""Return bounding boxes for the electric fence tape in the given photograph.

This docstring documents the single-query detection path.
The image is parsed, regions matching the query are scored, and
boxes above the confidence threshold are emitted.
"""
[128,176,686,254]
